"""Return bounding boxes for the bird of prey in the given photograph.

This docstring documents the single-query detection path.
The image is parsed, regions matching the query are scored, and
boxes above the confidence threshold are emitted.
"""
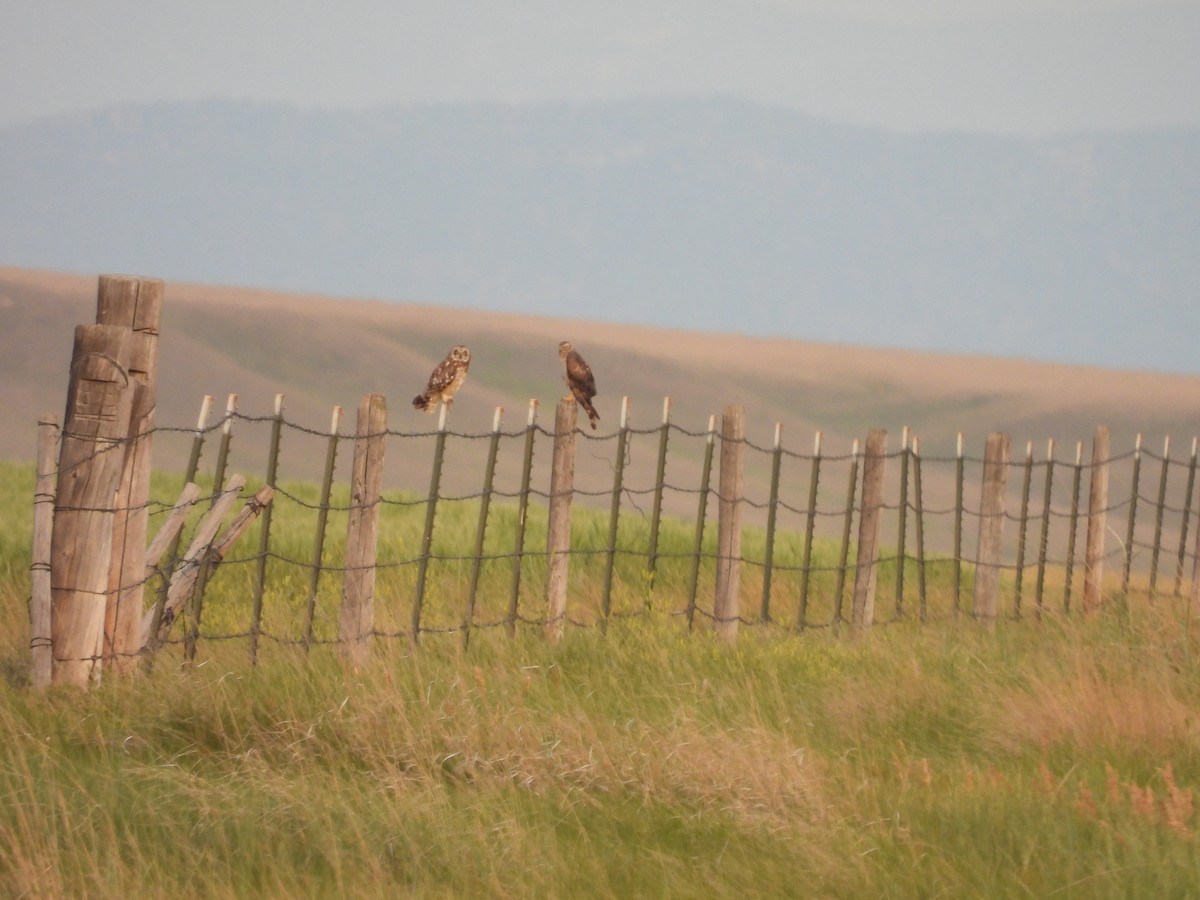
[558,340,600,429]
[413,345,471,413]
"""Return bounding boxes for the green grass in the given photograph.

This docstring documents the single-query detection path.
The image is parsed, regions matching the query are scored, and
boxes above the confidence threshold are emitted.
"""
[3,461,1200,897]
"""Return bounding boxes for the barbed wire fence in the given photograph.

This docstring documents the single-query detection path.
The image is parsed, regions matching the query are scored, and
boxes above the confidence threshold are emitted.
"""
[27,275,1200,689]
[33,387,1200,678]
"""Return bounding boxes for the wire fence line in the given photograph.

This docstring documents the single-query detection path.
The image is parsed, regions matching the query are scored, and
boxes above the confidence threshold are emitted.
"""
[32,384,1200,679]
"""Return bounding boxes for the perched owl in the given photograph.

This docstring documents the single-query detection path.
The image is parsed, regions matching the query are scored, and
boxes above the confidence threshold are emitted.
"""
[558,340,600,430]
[413,345,471,413]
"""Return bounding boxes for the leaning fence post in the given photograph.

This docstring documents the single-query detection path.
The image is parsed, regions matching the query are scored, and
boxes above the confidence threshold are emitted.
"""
[98,275,164,674]
[1175,437,1198,597]
[851,428,888,635]
[600,397,630,630]
[412,401,450,644]
[249,393,284,664]
[973,432,1011,624]
[714,405,745,641]
[1082,425,1110,615]
[686,415,718,630]
[464,407,503,650]
[644,397,672,604]
[760,422,783,623]
[545,398,578,643]
[304,405,342,651]
[506,400,539,637]
[1064,442,1084,613]
[339,394,387,666]
[51,324,134,688]
[30,415,59,690]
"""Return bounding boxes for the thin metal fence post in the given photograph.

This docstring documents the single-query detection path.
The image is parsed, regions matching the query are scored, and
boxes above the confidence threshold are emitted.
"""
[894,425,910,618]
[1013,441,1034,619]
[186,392,237,662]
[464,407,503,650]
[1064,442,1084,613]
[953,432,965,615]
[760,422,783,623]
[912,437,928,621]
[1034,439,1056,618]
[248,393,283,664]
[644,397,672,604]
[797,431,822,630]
[304,406,342,651]
[1148,435,1171,597]
[832,439,860,632]
[686,415,717,631]
[413,402,450,644]
[149,394,214,646]
[1174,437,1198,597]
[600,397,630,630]
[506,400,539,637]
[1121,434,1143,596]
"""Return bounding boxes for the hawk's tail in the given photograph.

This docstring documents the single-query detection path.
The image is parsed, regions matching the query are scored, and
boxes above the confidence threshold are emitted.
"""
[580,398,600,430]
[412,394,435,412]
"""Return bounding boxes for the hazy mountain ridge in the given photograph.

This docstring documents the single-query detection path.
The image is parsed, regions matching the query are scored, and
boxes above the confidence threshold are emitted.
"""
[2,99,1198,372]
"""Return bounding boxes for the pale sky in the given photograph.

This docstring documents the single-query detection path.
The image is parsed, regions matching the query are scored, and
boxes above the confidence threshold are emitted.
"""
[2,0,1198,134]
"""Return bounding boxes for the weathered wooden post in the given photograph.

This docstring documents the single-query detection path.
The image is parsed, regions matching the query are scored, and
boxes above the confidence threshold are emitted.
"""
[98,275,164,673]
[545,398,578,643]
[714,405,745,641]
[851,428,888,635]
[1082,425,1110,615]
[304,405,343,651]
[30,416,59,690]
[51,324,134,687]
[760,422,783,623]
[506,399,539,637]
[973,432,1011,624]
[339,394,387,666]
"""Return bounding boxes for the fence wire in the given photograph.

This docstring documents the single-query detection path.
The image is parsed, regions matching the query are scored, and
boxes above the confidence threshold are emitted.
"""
[34,400,1200,667]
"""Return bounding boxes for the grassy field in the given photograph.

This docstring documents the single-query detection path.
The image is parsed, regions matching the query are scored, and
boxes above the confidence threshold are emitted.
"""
[3,461,1200,897]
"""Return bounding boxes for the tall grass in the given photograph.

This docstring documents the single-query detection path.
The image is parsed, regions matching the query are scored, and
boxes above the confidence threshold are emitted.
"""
[3,461,1200,897]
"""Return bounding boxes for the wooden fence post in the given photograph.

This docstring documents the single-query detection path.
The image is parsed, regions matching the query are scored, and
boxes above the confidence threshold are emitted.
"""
[249,393,284,664]
[973,432,1011,623]
[644,397,672,603]
[1082,425,1110,615]
[304,405,343,651]
[30,415,59,690]
[851,428,888,635]
[98,275,164,674]
[760,422,783,623]
[714,405,745,641]
[339,394,387,666]
[412,401,450,644]
[545,398,578,643]
[506,399,539,637]
[51,324,134,687]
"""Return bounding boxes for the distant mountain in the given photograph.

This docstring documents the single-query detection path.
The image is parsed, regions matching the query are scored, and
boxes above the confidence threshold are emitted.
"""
[2,99,1198,372]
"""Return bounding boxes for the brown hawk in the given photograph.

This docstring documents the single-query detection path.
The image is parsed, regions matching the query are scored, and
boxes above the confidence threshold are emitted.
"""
[413,344,471,412]
[558,340,600,429]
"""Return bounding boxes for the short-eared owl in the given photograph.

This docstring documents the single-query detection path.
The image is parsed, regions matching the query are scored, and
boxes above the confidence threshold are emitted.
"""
[413,345,471,413]
[558,341,599,430]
